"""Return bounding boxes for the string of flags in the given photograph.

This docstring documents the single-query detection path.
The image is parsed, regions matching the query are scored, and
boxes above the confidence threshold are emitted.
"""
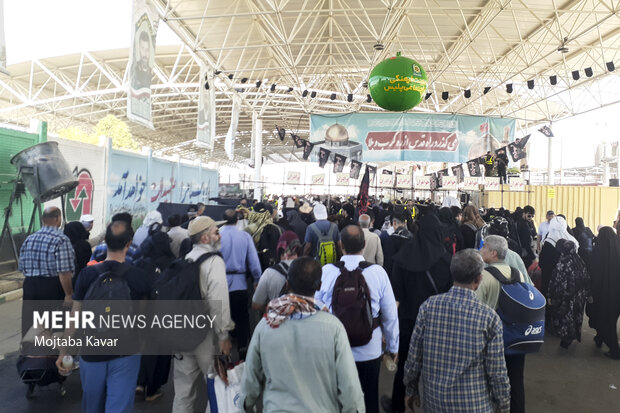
[275,124,552,189]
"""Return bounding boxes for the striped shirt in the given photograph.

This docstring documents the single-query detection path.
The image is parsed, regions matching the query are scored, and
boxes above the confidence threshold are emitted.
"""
[404,286,510,413]
[19,226,75,277]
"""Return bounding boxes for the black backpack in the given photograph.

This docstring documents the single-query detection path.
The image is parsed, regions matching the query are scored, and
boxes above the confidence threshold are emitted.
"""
[332,261,379,347]
[151,252,222,353]
[82,264,134,344]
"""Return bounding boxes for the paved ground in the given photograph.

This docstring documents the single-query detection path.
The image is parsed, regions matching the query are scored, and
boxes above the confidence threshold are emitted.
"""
[1,298,619,412]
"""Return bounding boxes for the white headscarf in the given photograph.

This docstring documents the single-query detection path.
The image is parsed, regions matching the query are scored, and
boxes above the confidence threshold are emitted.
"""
[544,216,578,247]
[143,210,163,227]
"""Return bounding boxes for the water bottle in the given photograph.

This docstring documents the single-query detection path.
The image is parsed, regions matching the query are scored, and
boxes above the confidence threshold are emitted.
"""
[60,355,73,376]
[384,353,397,372]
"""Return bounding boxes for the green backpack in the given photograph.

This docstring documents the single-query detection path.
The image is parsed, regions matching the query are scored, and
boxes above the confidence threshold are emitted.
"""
[311,223,337,266]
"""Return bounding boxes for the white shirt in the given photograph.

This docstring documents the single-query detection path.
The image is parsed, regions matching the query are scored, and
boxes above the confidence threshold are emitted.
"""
[538,220,551,240]
[167,226,189,258]
[316,255,399,361]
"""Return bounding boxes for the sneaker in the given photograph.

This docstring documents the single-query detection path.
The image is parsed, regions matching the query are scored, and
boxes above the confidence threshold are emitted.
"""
[146,389,163,402]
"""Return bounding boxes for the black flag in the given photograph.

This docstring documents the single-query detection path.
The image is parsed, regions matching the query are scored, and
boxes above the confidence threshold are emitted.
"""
[357,166,370,216]
[538,125,554,137]
[292,134,305,148]
[451,164,464,183]
[333,153,347,173]
[467,160,482,177]
[349,160,362,179]
[508,134,530,162]
[302,140,314,160]
[276,125,286,141]
[318,147,330,168]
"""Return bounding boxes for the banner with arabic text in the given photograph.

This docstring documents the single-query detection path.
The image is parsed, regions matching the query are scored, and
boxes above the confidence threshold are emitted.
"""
[196,64,215,149]
[310,113,515,163]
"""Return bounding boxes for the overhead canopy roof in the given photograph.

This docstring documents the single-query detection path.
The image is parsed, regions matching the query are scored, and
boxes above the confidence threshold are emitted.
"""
[0,0,618,164]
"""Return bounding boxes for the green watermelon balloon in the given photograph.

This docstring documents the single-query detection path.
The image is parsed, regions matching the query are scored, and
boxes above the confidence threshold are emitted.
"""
[369,52,428,111]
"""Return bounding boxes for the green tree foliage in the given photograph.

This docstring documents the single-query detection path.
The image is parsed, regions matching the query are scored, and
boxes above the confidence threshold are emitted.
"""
[56,115,141,151]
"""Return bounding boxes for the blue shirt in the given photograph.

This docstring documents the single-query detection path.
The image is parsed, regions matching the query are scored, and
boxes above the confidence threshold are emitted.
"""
[304,220,340,257]
[316,255,399,361]
[90,242,142,264]
[404,286,510,413]
[19,226,75,277]
[219,224,262,292]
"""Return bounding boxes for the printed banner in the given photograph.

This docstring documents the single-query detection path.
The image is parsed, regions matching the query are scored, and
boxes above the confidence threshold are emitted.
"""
[442,176,458,190]
[286,171,301,185]
[396,174,412,188]
[196,64,215,149]
[336,173,350,186]
[0,0,7,75]
[357,166,370,215]
[466,159,482,177]
[484,177,501,191]
[318,147,330,168]
[538,125,554,137]
[367,165,377,183]
[310,113,515,163]
[429,173,438,191]
[276,126,286,141]
[508,134,530,162]
[127,0,159,128]
[415,175,431,190]
[379,173,394,187]
[437,169,448,188]
[463,177,480,191]
[451,164,464,183]
[509,177,525,192]
[292,134,305,148]
[349,160,362,179]
[311,174,325,185]
[302,140,314,160]
[225,94,241,160]
[333,153,346,173]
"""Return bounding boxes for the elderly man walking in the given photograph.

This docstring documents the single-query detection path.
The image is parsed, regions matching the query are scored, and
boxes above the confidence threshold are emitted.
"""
[359,214,384,265]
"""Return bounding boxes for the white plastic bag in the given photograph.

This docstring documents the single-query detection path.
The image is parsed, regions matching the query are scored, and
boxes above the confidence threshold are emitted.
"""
[206,362,245,413]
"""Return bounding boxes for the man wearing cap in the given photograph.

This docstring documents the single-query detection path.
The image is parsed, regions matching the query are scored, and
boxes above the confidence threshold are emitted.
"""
[537,210,555,251]
[303,203,342,260]
[81,214,105,248]
[172,216,234,413]
[219,209,262,354]
[252,231,301,311]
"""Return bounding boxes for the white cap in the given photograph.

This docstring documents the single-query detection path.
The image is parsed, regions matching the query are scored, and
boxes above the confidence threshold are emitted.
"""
[80,214,94,222]
[313,203,328,220]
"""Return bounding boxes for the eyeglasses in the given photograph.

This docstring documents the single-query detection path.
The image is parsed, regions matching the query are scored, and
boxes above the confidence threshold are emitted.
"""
[526,215,534,218]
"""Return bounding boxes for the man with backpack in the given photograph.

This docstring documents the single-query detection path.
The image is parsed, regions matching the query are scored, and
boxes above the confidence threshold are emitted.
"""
[252,231,301,312]
[172,216,234,413]
[478,235,543,413]
[56,220,151,412]
[316,225,399,413]
[303,203,342,265]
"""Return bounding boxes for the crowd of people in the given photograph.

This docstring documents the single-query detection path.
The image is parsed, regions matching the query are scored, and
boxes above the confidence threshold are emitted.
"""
[16,194,620,412]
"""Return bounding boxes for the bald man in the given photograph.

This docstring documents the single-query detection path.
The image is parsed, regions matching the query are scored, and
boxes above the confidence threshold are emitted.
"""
[19,206,75,337]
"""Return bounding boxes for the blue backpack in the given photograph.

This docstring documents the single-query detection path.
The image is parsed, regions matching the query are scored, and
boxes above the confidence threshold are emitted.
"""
[486,266,546,355]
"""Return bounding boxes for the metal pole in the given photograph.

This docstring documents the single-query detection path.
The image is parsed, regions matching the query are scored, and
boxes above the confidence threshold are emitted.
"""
[253,112,263,200]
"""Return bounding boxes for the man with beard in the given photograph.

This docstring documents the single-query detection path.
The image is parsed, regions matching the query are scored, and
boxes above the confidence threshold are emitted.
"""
[131,30,152,90]
[172,217,234,412]
[381,208,452,413]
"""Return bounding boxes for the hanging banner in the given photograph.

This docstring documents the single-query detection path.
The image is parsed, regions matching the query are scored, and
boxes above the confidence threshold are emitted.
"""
[276,126,286,141]
[538,125,554,137]
[429,173,438,191]
[379,173,394,187]
[442,176,458,190]
[463,177,480,191]
[292,134,305,148]
[466,159,482,177]
[318,147,330,168]
[451,164,464,183]
[127,0,159,128]
[302,140,314,160]
[311,174,325,185]
[196,64,215,149]
[350,160,362,179]
[0,0,8,75]
[310,113,515,163]
[336,173,350,186]
[509,177,525,192]
[357,166,370,215]
[508,134,530,162]
[286,171,301,185]
[415,175,431,190]
[436,169,448,188]
[333,153,347,173]
[367,165,377,183]
[396,174,412,188]
[225,94,240,160]
[484,177,501,191]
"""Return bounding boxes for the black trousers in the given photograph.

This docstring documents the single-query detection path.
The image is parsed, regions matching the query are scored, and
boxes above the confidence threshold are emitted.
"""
[505,353,526,413]
[603,310,620,356]
[391,319,416,412]
[356,357,382,413]
[229,290,250,352]
[138,355,171,396]
[21,276,64,337]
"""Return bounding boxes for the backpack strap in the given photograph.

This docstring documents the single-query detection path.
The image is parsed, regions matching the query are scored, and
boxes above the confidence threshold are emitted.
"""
[326,223,336,238]
[193,251,223,266]
[270,262,290,277]
[486,265,519,284]
[425,270,439,294]
[311,223,327,238]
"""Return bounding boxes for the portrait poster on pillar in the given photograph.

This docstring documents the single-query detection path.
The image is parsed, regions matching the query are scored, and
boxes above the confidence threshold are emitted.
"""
[484,177,501,191]
[463,177,480,191]
[127,0,159,129]
[336,173,350,186]
[286,171,301,185]
[414,176,431,190]
[196,64,215,149]
[311,174,325,185]
[310,113,516,163]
